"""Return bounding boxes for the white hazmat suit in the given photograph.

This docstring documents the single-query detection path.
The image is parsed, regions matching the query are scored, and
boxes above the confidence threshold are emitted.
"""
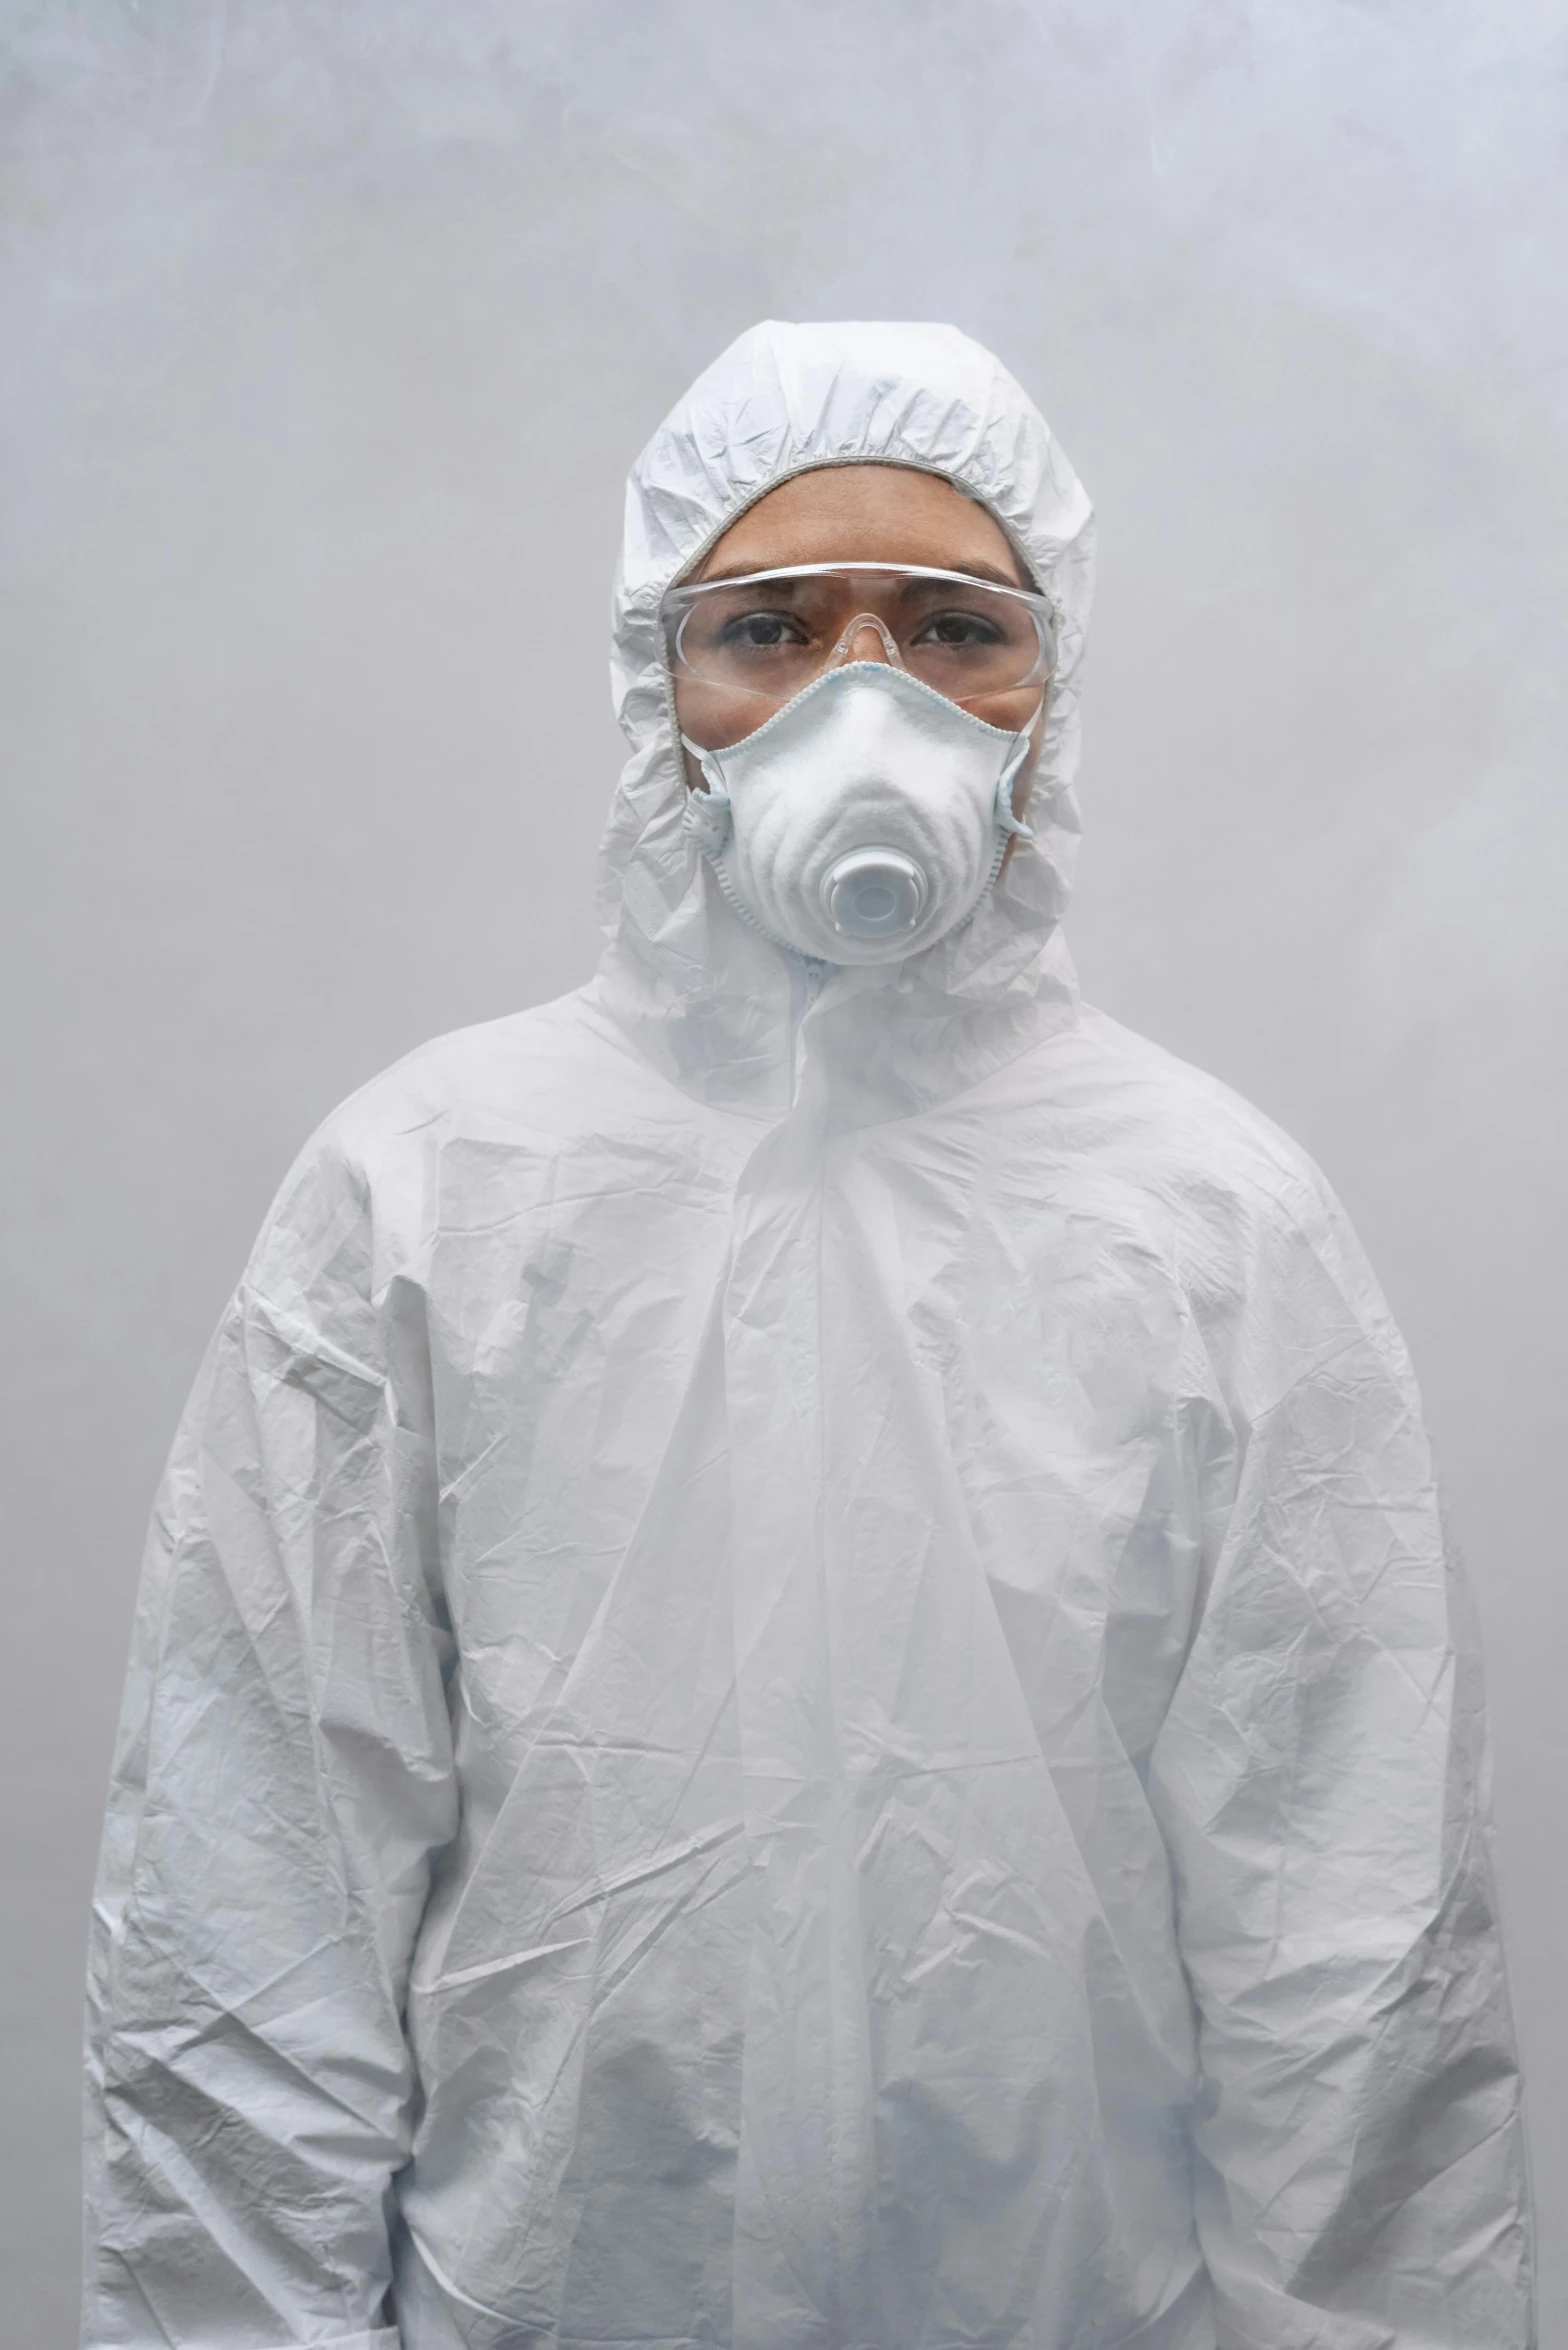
[84,322,1534,2350]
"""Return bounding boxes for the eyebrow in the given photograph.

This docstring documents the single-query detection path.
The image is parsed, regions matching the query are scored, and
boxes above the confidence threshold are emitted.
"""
[696,557,1025,588]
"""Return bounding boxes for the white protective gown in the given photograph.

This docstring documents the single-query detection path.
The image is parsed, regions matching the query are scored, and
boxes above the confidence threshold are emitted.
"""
[84,322,1534,2350]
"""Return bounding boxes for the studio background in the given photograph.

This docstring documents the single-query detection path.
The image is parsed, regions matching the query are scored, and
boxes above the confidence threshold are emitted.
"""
[3,3,1564,2340]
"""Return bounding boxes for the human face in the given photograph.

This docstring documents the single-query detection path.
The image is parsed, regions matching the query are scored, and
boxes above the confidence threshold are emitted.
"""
[671,466,1048,831]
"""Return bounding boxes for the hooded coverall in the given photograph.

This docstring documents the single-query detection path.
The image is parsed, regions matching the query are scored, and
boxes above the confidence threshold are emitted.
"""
[83,320,1534,2350]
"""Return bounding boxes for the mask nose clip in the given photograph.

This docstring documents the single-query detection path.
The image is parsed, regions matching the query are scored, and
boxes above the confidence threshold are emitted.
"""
[820,847,929,942]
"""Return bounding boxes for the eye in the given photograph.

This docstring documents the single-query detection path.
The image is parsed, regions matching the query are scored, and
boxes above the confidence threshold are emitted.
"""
[716,609,812,650]
[912,608,1007,649]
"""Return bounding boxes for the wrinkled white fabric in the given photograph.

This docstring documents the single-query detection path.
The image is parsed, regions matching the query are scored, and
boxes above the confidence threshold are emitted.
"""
[683,660,1034,962]
[84,320,1533,2350]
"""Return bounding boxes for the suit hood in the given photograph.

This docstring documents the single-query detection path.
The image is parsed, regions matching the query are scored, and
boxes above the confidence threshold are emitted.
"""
[592,320,1096,1119]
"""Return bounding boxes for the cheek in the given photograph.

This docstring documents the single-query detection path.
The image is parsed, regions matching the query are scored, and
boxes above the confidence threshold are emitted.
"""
[962,685,1045,737]
[675,678,775,756]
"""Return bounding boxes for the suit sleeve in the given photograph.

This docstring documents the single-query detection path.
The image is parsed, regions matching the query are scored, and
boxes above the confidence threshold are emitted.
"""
[82,1249,456,2350]
[1148,1190,1534,2349]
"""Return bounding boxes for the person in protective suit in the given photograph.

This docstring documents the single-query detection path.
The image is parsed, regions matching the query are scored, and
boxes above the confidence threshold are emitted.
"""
[83,322,1534,2350]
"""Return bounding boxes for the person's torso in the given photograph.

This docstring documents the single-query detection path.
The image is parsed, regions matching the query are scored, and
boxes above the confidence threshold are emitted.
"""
[349,988,1267,2350]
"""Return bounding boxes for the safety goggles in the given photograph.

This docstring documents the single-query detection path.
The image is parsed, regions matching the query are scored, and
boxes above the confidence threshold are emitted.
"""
[662,562,1056,708]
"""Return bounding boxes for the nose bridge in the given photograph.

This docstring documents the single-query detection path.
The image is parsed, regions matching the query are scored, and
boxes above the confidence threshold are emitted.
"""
[831,611,903,670]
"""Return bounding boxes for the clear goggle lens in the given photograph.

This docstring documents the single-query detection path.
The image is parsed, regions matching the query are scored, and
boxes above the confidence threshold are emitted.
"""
[662,563,1055,706]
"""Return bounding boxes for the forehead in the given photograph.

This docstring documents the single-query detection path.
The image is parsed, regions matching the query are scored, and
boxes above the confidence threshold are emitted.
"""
[694,463,1027,587]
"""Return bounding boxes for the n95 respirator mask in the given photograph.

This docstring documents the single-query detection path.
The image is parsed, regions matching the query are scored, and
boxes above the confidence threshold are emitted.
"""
[681,662,1036,966]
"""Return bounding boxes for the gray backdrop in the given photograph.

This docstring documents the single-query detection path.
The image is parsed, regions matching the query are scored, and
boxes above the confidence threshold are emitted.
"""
[3,3,1564,2340]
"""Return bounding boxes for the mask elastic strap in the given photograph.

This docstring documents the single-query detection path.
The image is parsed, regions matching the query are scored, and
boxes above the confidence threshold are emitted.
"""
[680,737,734,854]
[993,728,1036,840]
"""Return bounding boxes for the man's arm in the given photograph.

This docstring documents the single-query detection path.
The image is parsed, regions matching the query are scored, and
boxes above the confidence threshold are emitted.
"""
[83,1267,456,2349]
[1149,1206,1533,2348]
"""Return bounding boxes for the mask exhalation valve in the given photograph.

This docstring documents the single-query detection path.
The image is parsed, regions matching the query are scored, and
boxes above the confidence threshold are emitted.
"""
[821,848,928,942]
